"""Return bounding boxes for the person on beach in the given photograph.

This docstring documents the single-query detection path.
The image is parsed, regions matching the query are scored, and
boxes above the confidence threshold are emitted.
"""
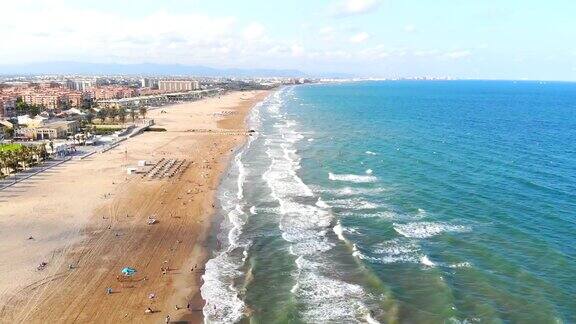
[165,315,170,323]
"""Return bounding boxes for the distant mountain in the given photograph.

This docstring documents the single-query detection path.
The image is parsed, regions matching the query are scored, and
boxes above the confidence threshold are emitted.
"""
[0,62,309,78]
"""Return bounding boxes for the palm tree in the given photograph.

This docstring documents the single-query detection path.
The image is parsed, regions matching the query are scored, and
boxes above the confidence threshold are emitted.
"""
[96,109,106,123]
[130,108,136,123]
[0,151,9,177]
[20,146,33,169]
[29,145,41,165]
[139,106,147,119]
[5,151,19,173]
[118,109,127,124]
[85,111,94,124]
[38,144,48,160]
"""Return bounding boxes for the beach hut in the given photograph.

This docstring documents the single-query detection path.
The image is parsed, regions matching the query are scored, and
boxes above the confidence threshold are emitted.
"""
[121,267,137,276]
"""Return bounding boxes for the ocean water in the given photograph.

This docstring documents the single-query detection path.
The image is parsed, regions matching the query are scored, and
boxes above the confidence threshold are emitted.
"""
[201,81,576,323]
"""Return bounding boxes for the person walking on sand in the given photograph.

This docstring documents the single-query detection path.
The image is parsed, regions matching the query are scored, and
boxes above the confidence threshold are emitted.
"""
[165,315,170,323]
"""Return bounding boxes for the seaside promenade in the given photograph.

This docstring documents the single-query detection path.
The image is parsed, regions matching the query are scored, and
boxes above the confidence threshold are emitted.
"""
[0,90,269,323]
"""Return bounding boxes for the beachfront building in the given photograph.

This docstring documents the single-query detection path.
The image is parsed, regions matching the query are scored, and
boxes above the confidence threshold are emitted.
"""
[19,89,85,110]
[97,89,223,109]
[67,79,94,91]
[15,119,80,140]
[0,119,14,140]
[158,80,199,92]
[20,91,59,110]
[0,97,16,117]
[140,78,158,89]
[17,114,48,127]
[90,86,135,100]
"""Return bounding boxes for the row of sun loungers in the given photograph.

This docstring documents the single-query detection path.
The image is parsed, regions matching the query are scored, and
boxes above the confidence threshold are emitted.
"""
[144,158,189,180]
[185,129,255,135]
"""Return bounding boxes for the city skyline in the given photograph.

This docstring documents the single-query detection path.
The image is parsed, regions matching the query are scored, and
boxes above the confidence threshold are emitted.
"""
[2,0,576,81]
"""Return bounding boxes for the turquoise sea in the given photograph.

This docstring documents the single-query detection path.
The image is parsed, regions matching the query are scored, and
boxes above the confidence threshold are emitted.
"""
[201,81,576,323]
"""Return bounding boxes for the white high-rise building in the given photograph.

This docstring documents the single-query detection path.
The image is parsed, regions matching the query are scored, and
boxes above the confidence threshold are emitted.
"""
[140,78,157,88]
[158,80,199,92]
[67,79,94,91]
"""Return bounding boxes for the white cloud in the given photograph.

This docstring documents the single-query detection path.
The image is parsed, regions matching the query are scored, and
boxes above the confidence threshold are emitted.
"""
[358,45,392,59]
[0,3,242,64]
[243,22,266,40]
[320,26,335,35]
[404,25,417,33]
[350,32,370,43]
[318,26,337,41]
[333,0,382,17]
[291,44,305,57]
[413,49,440,57]
[443,50,472,59]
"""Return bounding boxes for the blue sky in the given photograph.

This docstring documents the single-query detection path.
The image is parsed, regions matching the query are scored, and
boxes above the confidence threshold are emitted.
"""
[3,0,576,80]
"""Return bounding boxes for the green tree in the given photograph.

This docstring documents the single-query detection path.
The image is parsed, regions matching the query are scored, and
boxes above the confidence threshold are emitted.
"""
[29,105,41,117]
[5,151,20,173]
[15,97,28,114]
[38,144,49,160]
[139,106,147,119]
[129,108,136,122]
[107,107,118,119]
[85,111,94,124]
[0,151,8,177]
[118,109,127,124]
[96,109,106,121]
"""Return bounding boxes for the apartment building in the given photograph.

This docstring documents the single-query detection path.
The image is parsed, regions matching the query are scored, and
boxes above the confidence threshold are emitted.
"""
[158,80,199,92]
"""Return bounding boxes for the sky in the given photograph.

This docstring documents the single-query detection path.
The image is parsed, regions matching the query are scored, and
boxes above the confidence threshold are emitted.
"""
[2,0,576,80]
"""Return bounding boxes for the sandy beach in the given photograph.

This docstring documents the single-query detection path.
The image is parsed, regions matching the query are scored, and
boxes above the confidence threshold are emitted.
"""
[0,90,269,323]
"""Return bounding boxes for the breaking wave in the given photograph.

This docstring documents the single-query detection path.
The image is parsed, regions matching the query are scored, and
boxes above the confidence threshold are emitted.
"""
[329,172,378,183]
[393,222,471,238]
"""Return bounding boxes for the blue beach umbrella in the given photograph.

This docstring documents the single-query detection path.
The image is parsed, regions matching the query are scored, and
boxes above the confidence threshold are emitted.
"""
[121,267,137,276]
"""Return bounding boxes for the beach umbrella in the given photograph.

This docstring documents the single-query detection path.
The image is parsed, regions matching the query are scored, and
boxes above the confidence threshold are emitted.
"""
[121,267,137,276]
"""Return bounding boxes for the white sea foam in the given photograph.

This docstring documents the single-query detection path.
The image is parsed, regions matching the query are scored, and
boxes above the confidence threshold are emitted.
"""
[312,186,387,196]
[415,208,428,219]
[365,169,373,175]
[333,221,346,241]
[449,262,472,268]
[366,151,378,155]
[329,172,378,183]
[261,91,373,323]
[327,198,382,210]
[366,312,382,324]
[421,255,436,267]
[394,222,471,238]
[235,154,246,200]
[294,269,370,323]
[201,252,246,323]
[201,90,273,323]
[315,198,330,209]
[202,198,248,322]
[371,238,422,264]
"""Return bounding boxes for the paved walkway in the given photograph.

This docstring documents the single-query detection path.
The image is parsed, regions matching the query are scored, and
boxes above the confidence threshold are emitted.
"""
[0,121,152,191]
[0,157,70,190]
